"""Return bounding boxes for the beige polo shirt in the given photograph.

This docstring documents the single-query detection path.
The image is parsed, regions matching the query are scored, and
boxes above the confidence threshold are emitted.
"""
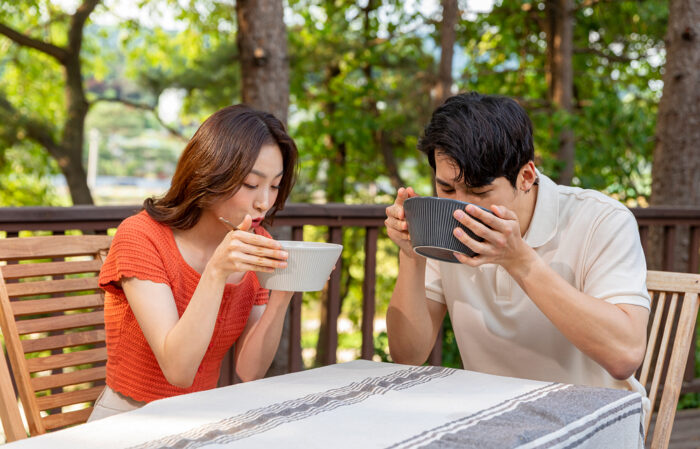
[425,172,650,393]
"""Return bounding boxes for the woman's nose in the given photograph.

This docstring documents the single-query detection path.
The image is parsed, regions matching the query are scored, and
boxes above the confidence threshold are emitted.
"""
[254,192,270,211]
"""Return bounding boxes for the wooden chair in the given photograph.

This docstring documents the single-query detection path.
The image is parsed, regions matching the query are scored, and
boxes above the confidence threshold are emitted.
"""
[639,270,700,449]
[0,235,112,441]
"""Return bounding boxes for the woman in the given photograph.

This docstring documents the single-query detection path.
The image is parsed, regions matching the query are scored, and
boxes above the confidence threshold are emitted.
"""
[90,105,298,421]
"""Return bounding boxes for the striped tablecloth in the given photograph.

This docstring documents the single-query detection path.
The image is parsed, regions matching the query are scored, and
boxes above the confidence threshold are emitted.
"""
[7,360,644,449]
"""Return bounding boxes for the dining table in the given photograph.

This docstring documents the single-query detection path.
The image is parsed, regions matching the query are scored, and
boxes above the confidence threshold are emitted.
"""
[5,359,645,448]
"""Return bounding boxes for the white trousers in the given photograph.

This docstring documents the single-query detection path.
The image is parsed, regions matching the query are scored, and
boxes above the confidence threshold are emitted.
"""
[87,385,146,422]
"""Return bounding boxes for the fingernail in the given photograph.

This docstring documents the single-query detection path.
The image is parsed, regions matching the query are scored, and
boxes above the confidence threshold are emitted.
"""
[454,228,464,237]
[454,210,465,219]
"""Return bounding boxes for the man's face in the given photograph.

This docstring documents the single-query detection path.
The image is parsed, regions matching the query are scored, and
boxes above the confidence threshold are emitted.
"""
[434,152,523,219]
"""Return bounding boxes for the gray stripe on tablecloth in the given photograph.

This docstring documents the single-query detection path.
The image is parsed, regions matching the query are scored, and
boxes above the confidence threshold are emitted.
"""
[128,365,456,449]
[390,385,641,449]
[386,383,567,449]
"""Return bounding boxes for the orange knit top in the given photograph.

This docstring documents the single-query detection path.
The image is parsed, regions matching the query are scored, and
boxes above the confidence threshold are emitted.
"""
[99,210,269,402]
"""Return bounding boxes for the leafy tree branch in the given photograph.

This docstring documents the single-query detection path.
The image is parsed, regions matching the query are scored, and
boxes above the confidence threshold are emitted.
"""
[91,97,187,141]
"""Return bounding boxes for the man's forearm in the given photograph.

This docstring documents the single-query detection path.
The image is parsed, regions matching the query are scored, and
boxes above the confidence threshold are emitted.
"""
[387,252,440,364]
[508,250,648,379]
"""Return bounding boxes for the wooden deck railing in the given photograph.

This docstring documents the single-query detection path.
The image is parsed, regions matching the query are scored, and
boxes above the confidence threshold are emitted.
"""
[1,204,699,392]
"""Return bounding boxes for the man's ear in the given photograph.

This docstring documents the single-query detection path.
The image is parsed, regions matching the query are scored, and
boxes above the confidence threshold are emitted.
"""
[518,161,538,192]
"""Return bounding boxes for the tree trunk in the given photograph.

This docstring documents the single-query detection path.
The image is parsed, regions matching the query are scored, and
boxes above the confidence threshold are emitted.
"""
[0,0,97,205]
[359,1,405,191]
[236,0,294,376]
[434,0,457,108]
[648,0,700,272]
[236,0,289,124]
[314,61,345,366]
[546,0,575,186]
[61,50,93,205]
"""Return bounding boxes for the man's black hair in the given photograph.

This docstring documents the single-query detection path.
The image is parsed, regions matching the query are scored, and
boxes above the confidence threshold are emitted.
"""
[418,92,535,188]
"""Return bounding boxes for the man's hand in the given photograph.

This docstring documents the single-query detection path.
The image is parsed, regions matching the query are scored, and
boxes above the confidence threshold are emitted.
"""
[385,187,420,258]
[451,204,535,274]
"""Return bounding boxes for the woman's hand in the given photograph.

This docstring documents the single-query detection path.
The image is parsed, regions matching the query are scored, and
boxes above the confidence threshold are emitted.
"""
[209,215,289,280]
[385,187,420,258]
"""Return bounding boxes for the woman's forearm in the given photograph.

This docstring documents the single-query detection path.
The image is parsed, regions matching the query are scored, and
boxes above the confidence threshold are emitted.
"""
[159,267,228,387]
[234,291,293,382]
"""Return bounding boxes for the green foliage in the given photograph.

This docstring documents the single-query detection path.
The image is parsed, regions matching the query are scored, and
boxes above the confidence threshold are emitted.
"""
[460,0,666,202]
[440,314,462,369]
[2,0,680,386]
[0,141,62,206]
[287,0,435,203]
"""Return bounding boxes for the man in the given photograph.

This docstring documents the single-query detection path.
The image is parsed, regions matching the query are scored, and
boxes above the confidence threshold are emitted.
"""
[385,92,650,397]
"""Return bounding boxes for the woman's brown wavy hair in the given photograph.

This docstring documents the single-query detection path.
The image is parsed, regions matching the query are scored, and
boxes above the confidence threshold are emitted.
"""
[144,105,298,230]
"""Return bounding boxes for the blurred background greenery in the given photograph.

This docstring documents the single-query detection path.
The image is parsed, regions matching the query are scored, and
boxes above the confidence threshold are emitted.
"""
[1,0,698,406]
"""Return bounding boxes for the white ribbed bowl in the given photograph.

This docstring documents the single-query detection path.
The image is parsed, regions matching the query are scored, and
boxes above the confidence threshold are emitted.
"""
[257,241,343,292]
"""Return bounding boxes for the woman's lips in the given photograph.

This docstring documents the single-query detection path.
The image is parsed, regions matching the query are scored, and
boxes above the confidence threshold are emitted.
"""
[251,218,263,227]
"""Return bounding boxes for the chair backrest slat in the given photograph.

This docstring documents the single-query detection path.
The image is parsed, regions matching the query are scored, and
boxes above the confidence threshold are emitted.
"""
[22,329,105,353]
[6,277,100,298]
[42,407,93,432]
[651,292,699,449]
[12,294,104,316]
[35,385,104,411]
[645,292,678,433]
[0,344,26,441]
[641,270,700,449]
[31,366,107,392]
[15,310,104,335]
[1,260,103,280]
[0,234,112,440]
[639,291,666,387]
[25,347,107,374]
[0,235,113,260]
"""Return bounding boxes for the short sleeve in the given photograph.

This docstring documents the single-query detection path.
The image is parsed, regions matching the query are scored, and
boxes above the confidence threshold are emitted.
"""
[254,287,269,305]
[99,215,170,296]
[582,209,650,309]
[425,258,446,304]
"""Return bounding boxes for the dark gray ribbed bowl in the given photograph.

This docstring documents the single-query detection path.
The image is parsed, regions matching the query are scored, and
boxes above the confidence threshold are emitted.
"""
[403,197,492,263]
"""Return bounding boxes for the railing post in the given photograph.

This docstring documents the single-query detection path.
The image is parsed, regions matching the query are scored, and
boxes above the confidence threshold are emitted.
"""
[361,227,378,360]
[662,225,676,271]
[323,226,343,365]
[639,225,649,258]
[429,327,443,366]
[689,226,700,274]
[288,226,304,373]
[685,226,700,384]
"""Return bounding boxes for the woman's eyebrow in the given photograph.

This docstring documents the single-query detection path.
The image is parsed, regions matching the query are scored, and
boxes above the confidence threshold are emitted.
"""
[250,169,284,178]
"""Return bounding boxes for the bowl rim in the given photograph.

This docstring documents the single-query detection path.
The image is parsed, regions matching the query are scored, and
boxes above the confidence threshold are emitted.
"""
[403,196,492,213]
[276,240,343,250]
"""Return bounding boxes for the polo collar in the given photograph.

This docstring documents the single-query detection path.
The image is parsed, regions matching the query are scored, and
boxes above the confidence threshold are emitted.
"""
[522,170,558,248]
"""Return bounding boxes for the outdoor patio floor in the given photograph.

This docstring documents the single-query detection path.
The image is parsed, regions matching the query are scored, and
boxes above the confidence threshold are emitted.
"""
[648,408,700,449]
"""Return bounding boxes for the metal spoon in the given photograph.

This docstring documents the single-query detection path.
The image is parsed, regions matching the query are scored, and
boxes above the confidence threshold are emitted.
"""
[218,216,240,231]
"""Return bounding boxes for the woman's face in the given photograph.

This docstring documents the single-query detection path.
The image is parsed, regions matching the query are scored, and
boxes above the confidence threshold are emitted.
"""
[212,143,284,229]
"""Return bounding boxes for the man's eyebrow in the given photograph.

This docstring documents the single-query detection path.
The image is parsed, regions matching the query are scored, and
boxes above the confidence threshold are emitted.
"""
[435,177,452,187]
[250,169,284,178]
